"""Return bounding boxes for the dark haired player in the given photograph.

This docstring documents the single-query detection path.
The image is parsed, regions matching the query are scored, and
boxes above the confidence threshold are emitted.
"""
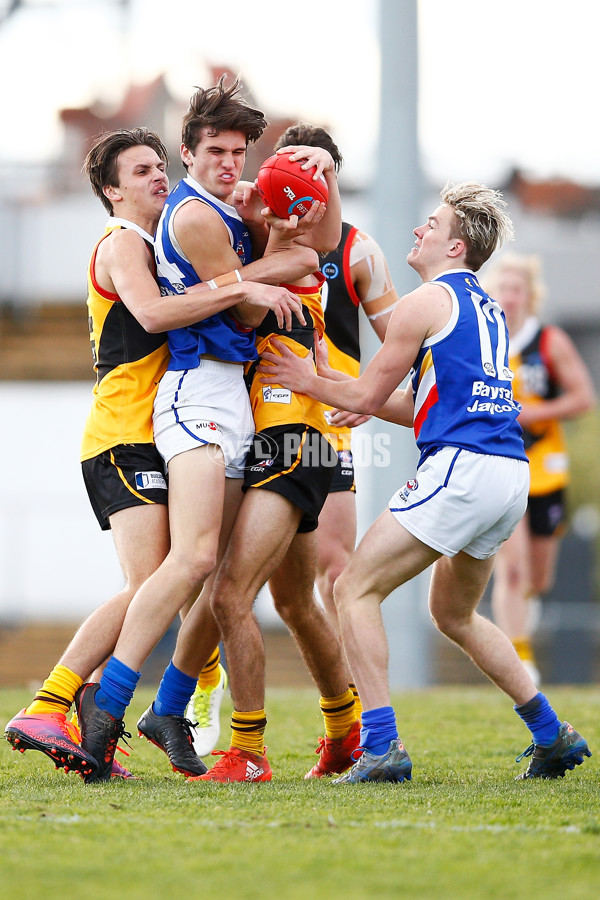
[4,123,307,780]
[271,124,399,773]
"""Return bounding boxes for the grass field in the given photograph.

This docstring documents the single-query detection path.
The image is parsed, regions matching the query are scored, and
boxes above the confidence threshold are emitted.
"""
[1,685,599,899]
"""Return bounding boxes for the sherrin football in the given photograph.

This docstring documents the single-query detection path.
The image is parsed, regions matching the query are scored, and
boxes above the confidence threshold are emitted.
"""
[257,153,329,219]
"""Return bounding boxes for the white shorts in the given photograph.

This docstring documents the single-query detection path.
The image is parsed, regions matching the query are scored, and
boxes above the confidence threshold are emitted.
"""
[153,359,255,478]
[388,447,529,559]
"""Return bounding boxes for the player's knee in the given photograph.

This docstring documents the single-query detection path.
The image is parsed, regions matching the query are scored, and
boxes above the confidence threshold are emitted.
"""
[172,549,217,594]
[272,583,314,623]
[322,557,349,599]
[429,602,465,639]
[505,562,528,593]
[332,570,352,613]
[210,584,252,629]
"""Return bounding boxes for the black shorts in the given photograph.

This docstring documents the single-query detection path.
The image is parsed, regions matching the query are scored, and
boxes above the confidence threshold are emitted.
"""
[328,449,356,494]
[81,443,168,531]
[243,425,336,533]
[528,489,566,537]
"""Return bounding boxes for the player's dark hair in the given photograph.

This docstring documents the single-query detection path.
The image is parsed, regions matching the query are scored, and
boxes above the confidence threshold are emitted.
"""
[83,127,168,216]
[182,75,267,162]
[273,122,343,173]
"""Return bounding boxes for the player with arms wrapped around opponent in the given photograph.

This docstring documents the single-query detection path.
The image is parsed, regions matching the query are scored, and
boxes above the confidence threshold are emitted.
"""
[4,126,307,780]
[69,77,340,782]
[51,81,322,783]
[259,182,592,783]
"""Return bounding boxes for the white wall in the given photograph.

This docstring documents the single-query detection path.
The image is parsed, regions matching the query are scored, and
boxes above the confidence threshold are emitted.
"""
[0,382,388,626]
[0,383,124,620]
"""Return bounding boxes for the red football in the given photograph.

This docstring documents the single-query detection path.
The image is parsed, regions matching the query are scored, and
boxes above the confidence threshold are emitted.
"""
[256,153,329,219]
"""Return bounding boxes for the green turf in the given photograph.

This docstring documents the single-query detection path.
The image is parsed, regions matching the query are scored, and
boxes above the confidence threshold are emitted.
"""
[1,686,598,899]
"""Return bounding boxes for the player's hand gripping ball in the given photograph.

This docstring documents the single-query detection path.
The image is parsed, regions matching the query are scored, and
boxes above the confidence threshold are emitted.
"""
[257,154,329,219]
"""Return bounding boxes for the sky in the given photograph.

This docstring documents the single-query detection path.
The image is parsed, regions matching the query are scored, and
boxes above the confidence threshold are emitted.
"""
[0,0,599,188]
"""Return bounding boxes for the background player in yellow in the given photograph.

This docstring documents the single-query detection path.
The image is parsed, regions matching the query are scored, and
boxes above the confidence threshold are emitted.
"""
[484,254,596,684]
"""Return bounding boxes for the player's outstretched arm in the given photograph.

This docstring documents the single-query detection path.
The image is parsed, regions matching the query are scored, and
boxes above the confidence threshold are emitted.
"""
[102,228,302,333]
[258,283,439,415]
[328,388,414,430]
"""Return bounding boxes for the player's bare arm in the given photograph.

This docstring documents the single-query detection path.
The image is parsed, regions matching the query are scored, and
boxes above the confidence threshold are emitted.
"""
[258,283,449,415]
[175,197,319,286]
[175,199,242,281]
[517,326,596,427]
[304,329,414,429]
[173,197,314,329]
[329,387,414,430]
[350,230,399,340]
[98,227,304,333]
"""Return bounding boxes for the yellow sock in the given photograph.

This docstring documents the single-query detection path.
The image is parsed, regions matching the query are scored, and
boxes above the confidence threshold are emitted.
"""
[230,709,267,756]
[197,647,221,690]
[349,683,363,723]
[513,637,535,664]
[26,665,83,716]
[320,688,357,739]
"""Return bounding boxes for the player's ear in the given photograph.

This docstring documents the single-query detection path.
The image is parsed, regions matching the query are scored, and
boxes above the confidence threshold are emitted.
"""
[448,238,466,258]
[103,185,121,203]
[181,143,193,166]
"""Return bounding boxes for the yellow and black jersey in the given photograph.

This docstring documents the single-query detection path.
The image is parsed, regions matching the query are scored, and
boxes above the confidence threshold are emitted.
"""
[80,222,170,462]
[320,223,362,452]
[509,317,569,496]
[248,272,331,436]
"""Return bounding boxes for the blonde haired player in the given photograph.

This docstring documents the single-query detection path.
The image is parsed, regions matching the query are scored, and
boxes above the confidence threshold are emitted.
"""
[483,254,595,683]
[260,182,591,783]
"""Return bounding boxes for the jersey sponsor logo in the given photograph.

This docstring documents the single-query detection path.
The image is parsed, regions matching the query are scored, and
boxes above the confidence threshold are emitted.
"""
[262,386,292,404]
[322,261,339,280]
[135,471,167,491]
[545,452,568,473]
[466,399,516,415]
[467,381,519,415]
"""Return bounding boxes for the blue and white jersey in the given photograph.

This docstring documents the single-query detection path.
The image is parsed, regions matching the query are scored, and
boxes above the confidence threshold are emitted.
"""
[154,175,257,369]
[411,269,527,463]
